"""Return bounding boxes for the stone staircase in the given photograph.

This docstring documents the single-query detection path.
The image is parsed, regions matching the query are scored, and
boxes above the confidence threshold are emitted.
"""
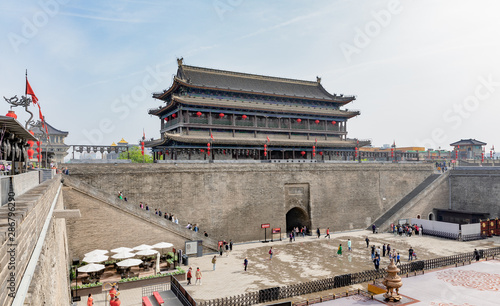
[62,176,218,251]
[371,173,443,229]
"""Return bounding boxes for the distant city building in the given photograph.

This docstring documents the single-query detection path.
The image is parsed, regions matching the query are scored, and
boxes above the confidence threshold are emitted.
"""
[30,121,69,164]
[450,139,486,160]
[147,58,369,161]
[106,138,131,159]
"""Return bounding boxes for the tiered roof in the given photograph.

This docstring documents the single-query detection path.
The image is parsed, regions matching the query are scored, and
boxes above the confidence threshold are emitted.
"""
[152,62,355,105]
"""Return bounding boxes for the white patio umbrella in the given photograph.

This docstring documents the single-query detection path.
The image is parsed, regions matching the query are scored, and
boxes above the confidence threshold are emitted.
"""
[77,263,105,273]
[111,252,136,260]
[116,259,142,267]
[111,247,133,253]
[82,254,109,263]
[136,249,158,256]
[133,244,153,251]
[152,242,173,254]
[84,249,108,257]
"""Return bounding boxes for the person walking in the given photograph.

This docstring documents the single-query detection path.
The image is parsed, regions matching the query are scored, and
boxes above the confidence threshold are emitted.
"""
[225,242,229,256]
[474,249,480,261]
[244,257,248,271]
[408,247,414,261]
[289,232,293,242]
[347,239,352,251]
[387,244,391,256]
[372,224,376,234]
[186,267,192,285]
[337,244,343,256]
[371,245,375,260]
[373,255,380,270]
[195,267,202,285]
[229,240,233,252]
[376,246,381,258]
[365,236,370,248]
[382,244,386,257]
[87,293,94,306]
[219,244,223,256]
[316,228,321,238]
[325,227,330,239]
[212,256,216,270]
[396,253,401,265]
[269,247,273,260]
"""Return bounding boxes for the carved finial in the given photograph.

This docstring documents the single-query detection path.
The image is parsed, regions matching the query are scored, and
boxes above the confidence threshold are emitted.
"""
[177,57,184,66]
[316,76,321,83]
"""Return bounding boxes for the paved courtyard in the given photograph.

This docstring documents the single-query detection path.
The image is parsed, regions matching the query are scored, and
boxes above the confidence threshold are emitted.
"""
[75,230,500,305]
[318,260,500,305]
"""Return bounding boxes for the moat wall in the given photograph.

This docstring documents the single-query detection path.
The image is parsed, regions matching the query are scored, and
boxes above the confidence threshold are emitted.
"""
[64,163,435,242]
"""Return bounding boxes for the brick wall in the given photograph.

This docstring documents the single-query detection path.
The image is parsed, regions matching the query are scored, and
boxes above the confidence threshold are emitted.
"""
[63,163,434,242]
[0,176,64,305]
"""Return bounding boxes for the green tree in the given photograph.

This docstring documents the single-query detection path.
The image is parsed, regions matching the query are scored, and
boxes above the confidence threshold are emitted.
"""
[118,146,153,163]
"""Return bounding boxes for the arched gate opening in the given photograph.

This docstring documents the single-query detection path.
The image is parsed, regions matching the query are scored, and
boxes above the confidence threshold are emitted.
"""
[286,207,310,233]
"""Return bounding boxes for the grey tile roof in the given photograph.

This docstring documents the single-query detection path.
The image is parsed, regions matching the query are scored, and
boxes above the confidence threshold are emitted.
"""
[177,65,354,102]
[450,139,486,146]
[30,121,68,136]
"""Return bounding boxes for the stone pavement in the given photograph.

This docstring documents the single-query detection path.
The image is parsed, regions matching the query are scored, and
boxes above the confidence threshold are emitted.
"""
[315,260,500,305]
[183,230,498,302]
[74,230,500,305]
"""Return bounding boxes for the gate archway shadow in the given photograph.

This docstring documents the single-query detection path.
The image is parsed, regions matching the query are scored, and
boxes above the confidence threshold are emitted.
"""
[286,207,310,233]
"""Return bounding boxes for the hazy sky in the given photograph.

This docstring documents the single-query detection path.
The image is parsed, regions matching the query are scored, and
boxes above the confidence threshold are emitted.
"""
[1,0,500,150]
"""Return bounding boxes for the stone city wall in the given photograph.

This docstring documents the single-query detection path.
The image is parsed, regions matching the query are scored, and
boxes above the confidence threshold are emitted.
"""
[63,163,435,242]
[0,176,67,306]
[450,168,500,218]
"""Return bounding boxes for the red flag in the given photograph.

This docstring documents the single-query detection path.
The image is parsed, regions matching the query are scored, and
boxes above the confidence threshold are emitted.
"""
[210,133,214,140]
[315,138,317,143]
[26,78,38,104]
[143,128,145,140]
[267,136,270,142]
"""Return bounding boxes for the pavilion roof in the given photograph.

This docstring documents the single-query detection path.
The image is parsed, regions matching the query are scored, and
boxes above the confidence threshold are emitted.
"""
[449,139,486,146]
[30,121,68,136]
[153,63,355,104]
[150,95,360,118]
[150,133,368,148]
[0,116,37,141]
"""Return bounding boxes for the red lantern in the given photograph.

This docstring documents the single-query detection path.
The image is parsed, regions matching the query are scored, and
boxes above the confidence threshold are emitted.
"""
[331,121,336,125]
[219,113,225,118]
[242,115,247,119]
[36,147,41,153]
[36,154,40,159]
[200,149,205,153]
[36,141,41,147]
[264,144,267,157]
[27,149,34,159]
[301,151,306,156]
[319,151,323,156]
[164,118,168,121]
[315,120,320,124]
[141,142,145,146]
[196,111,202,117]
[141,150,144,156]
[172,113,177,118]
[207,143,211,155]
[5,110,17,119]
[27,140,34,147]
[296,119,302,123]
